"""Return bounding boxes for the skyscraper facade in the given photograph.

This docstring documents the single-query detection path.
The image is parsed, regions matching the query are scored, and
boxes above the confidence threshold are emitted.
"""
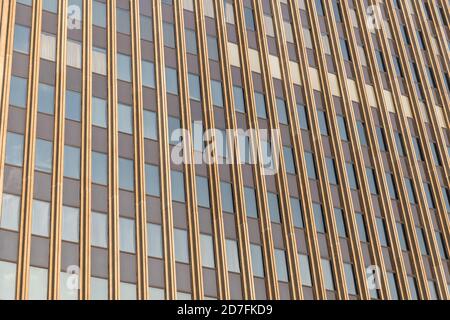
[0,0,450,301]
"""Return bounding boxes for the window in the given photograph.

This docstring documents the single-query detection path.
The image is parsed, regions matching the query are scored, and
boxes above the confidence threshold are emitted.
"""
[366,168,378,195]
[211,80,224,107]
[276,99,289,125]
[14,24,30,53]
[250,244,264,278]
[147,223,163,258]
[92,152,107,185]
[5,132,24,166]
[226,239,241,273]
[142,61,155,88]
[334,208,347,238]
[168,117,181,145]
[145,164,160,197]
[0,261,16,300]
[313,203,326,233]
[166,67,179,95]
[91,277,108,300]
[119,158,134,191]
[244,187,258,218]
[321,259,335,291]
[408,277,418,300]
[396,222,408,251]
[299,254,312,287]
[120,282,136,300]
[207,35,219,61]
[346,163,358,190]
[118,104,133,134]
[290,197,304,228]
[62,206,79,243]
[92,47,107,75]
[91,212,108,248]
[143,110,158,140]
[416,227,428,255]
[140,15,153,42]
[35,139,53,173]
[340,38,351,61]
[275,249,289,282]
[174,228,189,263]
[64,146,80,179]
[171,171,185,203]
[200,234,215,268]
[326,158,338,185]
[93,1,106,28]
[92,97,107,128]
[188,73,200,100]
[268,192,281,223]
[305,152,317,179]
[43,0,58,13]
[376,127,387,151]
[163,22,175,48]
[297,104,309,130]
[387,272,399,300]
[66,90,81,122]
[10,76,28,108]
[405,178,416,204]
[376,218,389,247]
[255,92,267,119]
[67,40,82,69]
[116,8,131,34]
[196,176,210,208]
[386,173,398,199]
[41,33,56,61]
[318,111,329,136]
[284,147,296,174]
[38,83,55,114]
[337,115,349,141]
[233,86,245,113]
[244,7,255,31]
[32,200,50,237]
[185,29,198,54]
[435,232,447,259]
[1,194,21,231]
[119,218,136,253]
[424,183,435,209]
[357,121,368,146]
[412,137,424,161]
[395,132,405,156]
[356,213,368,242]
[29,266,48,300]
[344,263,357,295]
[220,182,234,214]
[117,54,132,82]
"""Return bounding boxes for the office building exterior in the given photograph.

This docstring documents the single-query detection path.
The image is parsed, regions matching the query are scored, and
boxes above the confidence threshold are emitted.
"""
[1,0,450,300]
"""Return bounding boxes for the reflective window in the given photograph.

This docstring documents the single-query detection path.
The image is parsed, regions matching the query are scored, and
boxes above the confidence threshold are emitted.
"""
[268,192,281,224]
[305,152,317,179]
[244,187,258,218]
[5,132,24,166]
[356,213,367,242]
[366,168,378,195]
[66,90,81,122]
[116,8,131,34]
[321,259,335,291]
[32,200,50,237]
[92,152,107,185]
[93,1,106,28]
[334,208,347,238]
[326,157,338,185]
[313,203,326,233]
[188,73,200,100]
[174,228,189,263]
[284,147,296,174]
[220,182,234,214]
[119,158,134,191]
[0,194,21,231]
[297,104,309,130]
[143,110,158,140]
[91,212,108,248]
[376,218,389,247]
[119,218,136,254]
[0,261,16,300]
[344,263,357,295]
[38,83,55,114]
[62,206,79,243]
[299,254,312,287]
[276,99,289,125]
[387,272,399,300]
[145,164,160,197]
[337,115,349,141]
[171,171,185,203]
[318,111,328,135]
[200,234,215,268]
[233,86,245,113]
[92,97,107,128]
[64,146,80,179]
[226,239,241,273]
[211,80,224,107]
[290,197,304,228]
[196,176,210,208]
[10,76,28,108]
[35,139,53,173]
[275,249,289,282]
[147,223,163,258]
[346,163,358,190]
[250,244,264,278]
[14,24,30,53]
[142,60,155,88]
[117,54,132,82]
[118,104,133,135]
[255,92,267,119]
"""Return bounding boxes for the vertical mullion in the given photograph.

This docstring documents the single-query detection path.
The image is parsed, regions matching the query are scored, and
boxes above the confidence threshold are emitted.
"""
[79,0,92,300]
[153,0,177,300]
[193,0,230,300]
[213,0,256,300]
[16,0,43,299]
[173,0,204,300]
[107,0,120,300]
[252,0,303,300]
[233,0,280,300]
[130,0,149,300]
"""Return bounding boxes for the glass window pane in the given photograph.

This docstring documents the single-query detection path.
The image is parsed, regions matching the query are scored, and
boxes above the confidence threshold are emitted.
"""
[38,83,55,114]
[321,259,335,291]
[220,182,234,214]
[250,244,264,278]
[145,164,160,197]
[118,104,133,134]
[268,192,281,223]
[91,212,108,248]
[1,194,21,231]
[200,234,215,268]
[5,132,24,166]
[92,152,107,185]
[14,24,30,53]
[143,110,158,140]
[299,254,312,287]
[119,218,136,254]
[10,76,28,108]
[119,158,134,191]
[290,197,304,228]
[244,187,258,218]
[35,139,53,173]
[147,223,163,258]
[117,54,131,82]
[226,239,240,273]
[275,249,288,282]
[171,171,185,203]
[66,90,81,121]
[31,200,50,237]
[174,228,189,263]
[142,60,155,88]
[64,146,80,179]
[62,206,79,243]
